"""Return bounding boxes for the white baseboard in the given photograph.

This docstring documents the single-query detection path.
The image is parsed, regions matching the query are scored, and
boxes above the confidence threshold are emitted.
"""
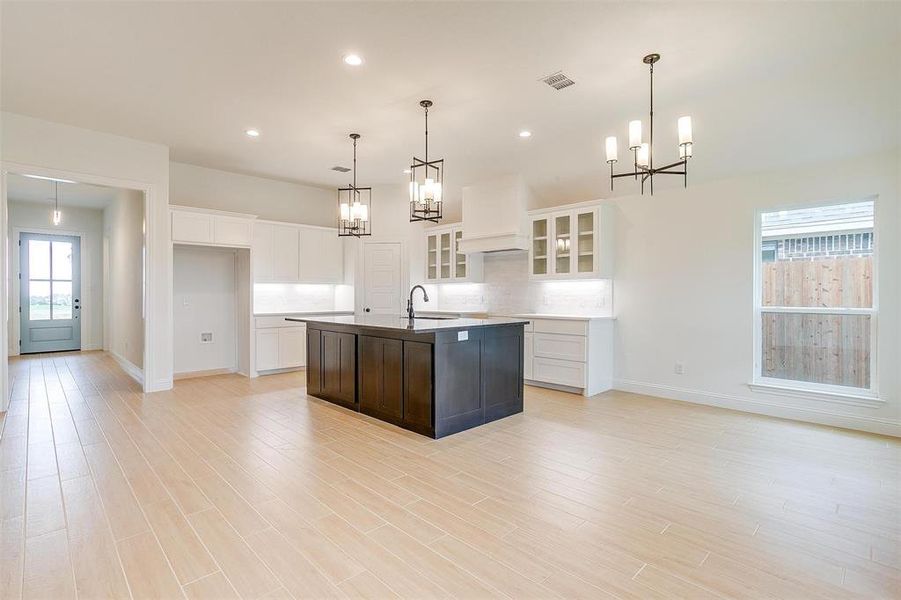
[110,351,144,387]
[614,378,900,438]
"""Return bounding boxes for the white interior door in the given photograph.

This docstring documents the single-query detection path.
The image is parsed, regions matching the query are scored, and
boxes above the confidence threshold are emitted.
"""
[19,232,81,353]
[362,242,402,315]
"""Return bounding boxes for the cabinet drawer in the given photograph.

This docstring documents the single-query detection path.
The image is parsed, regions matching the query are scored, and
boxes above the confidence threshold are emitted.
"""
[255,316,306,329]
[532,356,586,388]
[533,332,586,362]
[533,318,588,336]
[213,216,253,247]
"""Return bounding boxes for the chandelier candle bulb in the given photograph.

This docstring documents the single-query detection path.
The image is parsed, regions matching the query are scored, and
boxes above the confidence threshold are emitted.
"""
[678,116,693,145]
[340,203,350,221]
[605,136,618,163]
[680,143,692,159]
[628,120,642,149]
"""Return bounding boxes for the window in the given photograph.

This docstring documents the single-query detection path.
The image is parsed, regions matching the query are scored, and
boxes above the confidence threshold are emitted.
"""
[753,199,877,398]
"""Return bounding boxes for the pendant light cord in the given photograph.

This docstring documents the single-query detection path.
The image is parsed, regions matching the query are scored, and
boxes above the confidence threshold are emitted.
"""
[649,60,654,194]
[424,104,429,163]
[352,136,357,189]
[55,181,59,212]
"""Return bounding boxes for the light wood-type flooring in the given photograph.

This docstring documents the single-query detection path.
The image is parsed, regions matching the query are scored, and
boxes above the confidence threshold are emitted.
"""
[1,351,899,599]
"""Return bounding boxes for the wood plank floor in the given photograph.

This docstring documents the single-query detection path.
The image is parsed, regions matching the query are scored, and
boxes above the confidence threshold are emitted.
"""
[1,350,898,599]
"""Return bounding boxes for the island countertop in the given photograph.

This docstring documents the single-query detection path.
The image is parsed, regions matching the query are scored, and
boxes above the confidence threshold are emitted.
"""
[285,314,528,333]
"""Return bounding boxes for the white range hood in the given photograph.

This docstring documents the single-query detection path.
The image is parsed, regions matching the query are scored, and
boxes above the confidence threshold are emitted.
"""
[458,176,532,253]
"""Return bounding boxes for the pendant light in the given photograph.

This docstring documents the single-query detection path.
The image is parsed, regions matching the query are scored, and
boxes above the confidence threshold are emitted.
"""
[51,180,62,226]
[605,53,694,195]
[409,100,444,223]
[337,133,372,237]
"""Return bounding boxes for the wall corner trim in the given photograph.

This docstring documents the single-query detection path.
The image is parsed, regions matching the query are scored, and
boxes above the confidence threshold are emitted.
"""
[613,378,900,438]
[110,351,144,387]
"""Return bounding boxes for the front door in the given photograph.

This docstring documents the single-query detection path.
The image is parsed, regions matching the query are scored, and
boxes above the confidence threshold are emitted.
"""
[19,232,82,353]
[362,242,403,315]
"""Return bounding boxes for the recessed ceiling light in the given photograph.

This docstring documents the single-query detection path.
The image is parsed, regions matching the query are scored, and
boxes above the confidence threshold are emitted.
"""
[403,169,412,174]
[519,130,532,138]
[343,54,363,66]
[245,129,260,137]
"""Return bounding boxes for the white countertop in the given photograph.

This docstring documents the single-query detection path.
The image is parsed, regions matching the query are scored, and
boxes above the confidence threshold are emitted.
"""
[507,313,615,321]
[254,310,354,317]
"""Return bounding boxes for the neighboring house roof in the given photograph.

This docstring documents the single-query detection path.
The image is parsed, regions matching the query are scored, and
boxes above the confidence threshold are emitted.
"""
[762,199,874,238]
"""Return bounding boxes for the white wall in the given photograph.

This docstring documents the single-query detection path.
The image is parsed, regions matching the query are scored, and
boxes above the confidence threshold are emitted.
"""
[1,111,171,392]
[7,201,104,352]
[173,245,237,374]
[170,162,335,226]
[103,190,145,371]
[610,151,900,436]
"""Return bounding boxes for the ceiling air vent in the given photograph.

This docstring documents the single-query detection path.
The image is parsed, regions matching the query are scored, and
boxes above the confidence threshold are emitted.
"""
[331,165,351,173]
[540,71,575,91]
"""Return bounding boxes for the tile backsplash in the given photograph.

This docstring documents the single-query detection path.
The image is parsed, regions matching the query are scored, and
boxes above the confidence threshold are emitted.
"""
[429,252,612,316]
[254,284,340,314]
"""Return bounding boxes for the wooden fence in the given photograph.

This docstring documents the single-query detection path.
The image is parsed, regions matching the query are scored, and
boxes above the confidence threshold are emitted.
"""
[761,256,872,388]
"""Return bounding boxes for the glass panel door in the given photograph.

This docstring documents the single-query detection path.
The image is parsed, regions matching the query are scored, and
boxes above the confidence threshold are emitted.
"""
[454,229,466,279]
[532,218,548,275]
[576,210,595,273]
[426,234,438,280]
[20,232,81,353]
[554,214,572,275]
[440,232,451,279]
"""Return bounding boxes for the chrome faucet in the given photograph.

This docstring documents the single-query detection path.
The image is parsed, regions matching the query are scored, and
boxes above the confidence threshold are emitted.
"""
[407,285,430,319]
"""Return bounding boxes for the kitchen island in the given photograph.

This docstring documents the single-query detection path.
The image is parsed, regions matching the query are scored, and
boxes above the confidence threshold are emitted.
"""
[286,315,527,438]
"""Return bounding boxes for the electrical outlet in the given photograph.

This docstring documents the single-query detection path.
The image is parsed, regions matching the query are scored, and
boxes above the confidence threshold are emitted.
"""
[674,362,685,375]
[201,332,213,344]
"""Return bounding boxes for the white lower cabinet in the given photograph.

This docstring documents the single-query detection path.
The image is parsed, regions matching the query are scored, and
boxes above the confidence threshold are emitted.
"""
[523,332,533,380]
[255,316,306,373]
[518,316,613,396]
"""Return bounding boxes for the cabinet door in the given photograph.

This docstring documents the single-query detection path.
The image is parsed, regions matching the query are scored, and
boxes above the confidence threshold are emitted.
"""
[321,331,356,406]
[553,213,573,276]
[172,211,213,244]
[213,216,253,247]
[252,223,273,282]
[307,328,322,394]
[272,225,300,282]
[453,229,467,279]
[575,209,597,275]
[403,341,432,432]
[359,336,403,421]
[524,332,534,380]
[278,327,306,368]
[255,329,279,371]
[299,228,343,283]
[426,234,438,280]
[439,232,452,279]
[531,217,549,276]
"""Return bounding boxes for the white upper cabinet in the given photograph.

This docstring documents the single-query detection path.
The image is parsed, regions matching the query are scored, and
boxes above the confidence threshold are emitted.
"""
[424,223,482,282]
[253,220,343,284]
[529,202,613,279]
[171,206,254,247]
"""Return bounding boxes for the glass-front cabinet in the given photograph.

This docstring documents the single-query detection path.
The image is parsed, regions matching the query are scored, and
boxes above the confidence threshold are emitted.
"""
[529,203,610,279]
[424,223,483,282]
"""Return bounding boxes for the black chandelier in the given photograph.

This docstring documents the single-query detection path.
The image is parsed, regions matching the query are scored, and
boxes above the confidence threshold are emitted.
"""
[605,53,694,195]
[337,133,372,237]
[409,100,444,223]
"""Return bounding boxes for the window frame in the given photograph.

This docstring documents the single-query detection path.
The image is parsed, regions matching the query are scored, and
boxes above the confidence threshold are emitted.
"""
[751,197,881,405]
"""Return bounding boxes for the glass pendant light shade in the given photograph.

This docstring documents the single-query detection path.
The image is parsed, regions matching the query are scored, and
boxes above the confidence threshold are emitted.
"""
[51,181,62,226]
[628,120,642,149]
[409,100,444,223]
[678,116,693,145]
[605,136,618,163]
[636,143,650,167]
[337,133,372,237]
[52,209,62,226]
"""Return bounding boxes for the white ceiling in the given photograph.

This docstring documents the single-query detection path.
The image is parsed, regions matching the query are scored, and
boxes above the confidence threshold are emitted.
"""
[6,174,120,210]
[2,2,898,202]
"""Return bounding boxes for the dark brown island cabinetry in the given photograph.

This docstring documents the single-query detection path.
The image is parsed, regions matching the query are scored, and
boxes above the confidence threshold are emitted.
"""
[296,316,526,438]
